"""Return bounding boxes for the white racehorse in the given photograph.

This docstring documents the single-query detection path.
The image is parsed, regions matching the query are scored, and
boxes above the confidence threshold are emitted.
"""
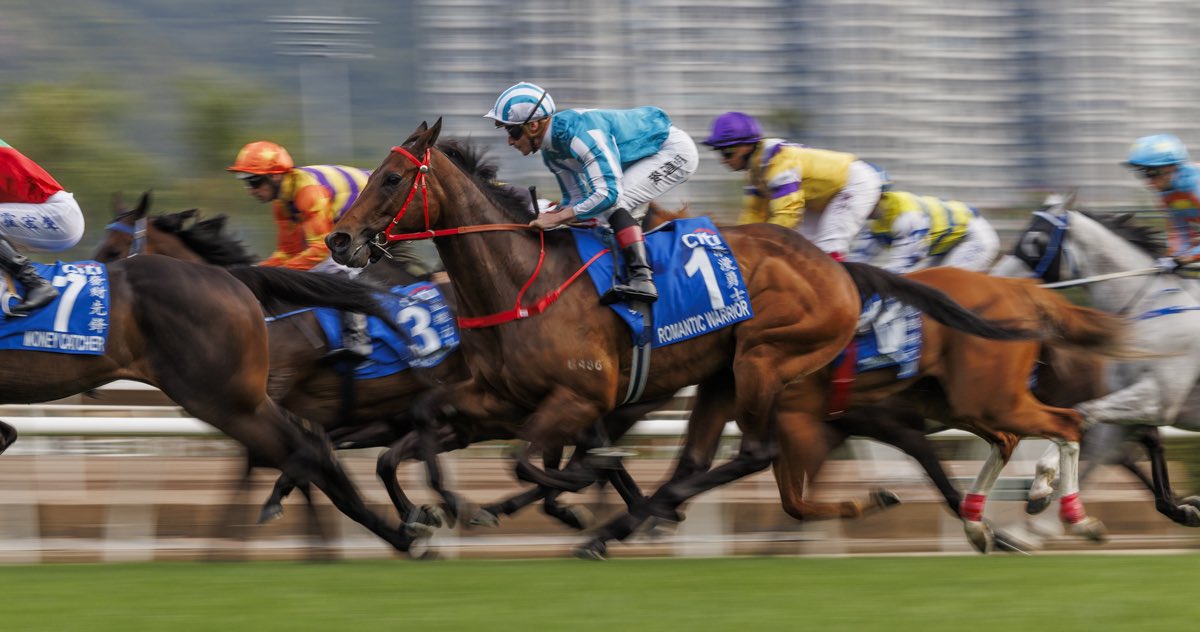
[992,204,1200,526]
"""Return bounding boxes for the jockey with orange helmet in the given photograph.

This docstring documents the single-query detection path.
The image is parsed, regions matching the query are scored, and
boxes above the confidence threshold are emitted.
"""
[0,138,85,315]
[229,140,440,361]
[227,140,374,272]
[703,112,882,261]
[485,82,700,304]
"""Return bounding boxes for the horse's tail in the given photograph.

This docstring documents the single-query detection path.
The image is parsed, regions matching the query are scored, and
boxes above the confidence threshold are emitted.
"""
[841,262,1041,341]
[225,266,399,333]
[1021,285,1149,359]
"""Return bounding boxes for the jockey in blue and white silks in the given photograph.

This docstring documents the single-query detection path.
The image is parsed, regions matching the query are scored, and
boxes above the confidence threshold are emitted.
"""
[848,190,1000,274]
[485,82,699,304]
[1126,133,1200,264]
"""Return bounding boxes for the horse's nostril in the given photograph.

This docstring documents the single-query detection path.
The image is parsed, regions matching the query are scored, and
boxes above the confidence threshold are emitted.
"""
[326,232,350,253]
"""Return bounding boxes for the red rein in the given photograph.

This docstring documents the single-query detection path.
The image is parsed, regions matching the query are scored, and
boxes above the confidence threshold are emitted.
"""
[371,146,606,328]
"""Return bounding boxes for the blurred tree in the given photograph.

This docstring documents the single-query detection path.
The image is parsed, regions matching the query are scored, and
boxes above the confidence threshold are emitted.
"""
[0,80,159,259]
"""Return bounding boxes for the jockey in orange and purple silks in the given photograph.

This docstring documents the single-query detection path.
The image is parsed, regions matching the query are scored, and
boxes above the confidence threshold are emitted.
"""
[1126,134,1200,266]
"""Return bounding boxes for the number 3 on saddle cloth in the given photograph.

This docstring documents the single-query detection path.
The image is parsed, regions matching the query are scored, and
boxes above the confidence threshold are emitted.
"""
[571,217,754,347]
[311,281,460,379]
[0,261,110,355]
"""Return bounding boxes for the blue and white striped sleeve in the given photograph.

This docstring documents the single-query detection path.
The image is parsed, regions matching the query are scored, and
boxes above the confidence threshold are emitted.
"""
[567,130,623,218]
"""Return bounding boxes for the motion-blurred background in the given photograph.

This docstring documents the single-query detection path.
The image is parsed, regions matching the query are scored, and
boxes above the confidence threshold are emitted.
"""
[4,0,1196,261]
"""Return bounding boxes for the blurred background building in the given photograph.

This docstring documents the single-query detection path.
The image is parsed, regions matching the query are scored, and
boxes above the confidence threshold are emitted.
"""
[3,0,1198,258]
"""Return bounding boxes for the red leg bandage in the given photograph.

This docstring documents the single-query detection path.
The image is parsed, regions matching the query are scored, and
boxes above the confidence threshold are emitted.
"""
[960,493,987,522]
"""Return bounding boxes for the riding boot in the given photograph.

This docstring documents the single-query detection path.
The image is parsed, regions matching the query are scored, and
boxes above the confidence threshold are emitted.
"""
[0,237,57,316]
[605,240,657,304]
[323,311,372,364]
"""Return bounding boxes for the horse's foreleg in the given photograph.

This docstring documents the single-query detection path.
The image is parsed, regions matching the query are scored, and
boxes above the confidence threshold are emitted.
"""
[1133,426,1200,526]
[959,442,1012,553]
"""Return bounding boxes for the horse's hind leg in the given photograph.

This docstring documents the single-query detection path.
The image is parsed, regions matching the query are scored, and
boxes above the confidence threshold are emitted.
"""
[833,406,954,512]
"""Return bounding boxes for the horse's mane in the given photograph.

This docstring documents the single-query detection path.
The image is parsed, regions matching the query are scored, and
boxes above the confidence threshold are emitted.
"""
[435,138,537,223]
[149,210,260,266]
[1079,210,1166,257]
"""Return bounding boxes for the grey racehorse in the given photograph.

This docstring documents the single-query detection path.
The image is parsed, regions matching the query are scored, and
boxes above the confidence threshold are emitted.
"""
[992,204,1200,526]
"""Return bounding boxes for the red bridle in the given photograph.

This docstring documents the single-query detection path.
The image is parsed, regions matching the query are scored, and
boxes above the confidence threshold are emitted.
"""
[366,144,607,329]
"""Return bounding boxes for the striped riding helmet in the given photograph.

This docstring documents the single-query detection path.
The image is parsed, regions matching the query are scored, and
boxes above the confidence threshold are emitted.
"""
[484,83,556,126]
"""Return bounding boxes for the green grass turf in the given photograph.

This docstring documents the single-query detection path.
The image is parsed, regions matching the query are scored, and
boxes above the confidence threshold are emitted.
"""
[2,554,1194,631]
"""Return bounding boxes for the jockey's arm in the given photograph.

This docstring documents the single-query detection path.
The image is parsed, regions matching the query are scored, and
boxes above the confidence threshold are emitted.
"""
[878,211,932,273]
[566,135,622,220]
[761,161,805,229]
[737,187,769,224]
[272,186,335,270]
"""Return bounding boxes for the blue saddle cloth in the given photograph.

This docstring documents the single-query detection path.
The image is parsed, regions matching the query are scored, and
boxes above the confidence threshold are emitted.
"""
[571,217,753,347]
[0,261,110,355]
[844,295,923,378]
[313,281,459,380]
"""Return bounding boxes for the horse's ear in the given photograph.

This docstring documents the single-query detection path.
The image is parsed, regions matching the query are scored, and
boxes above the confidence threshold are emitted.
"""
[180,208,199,221]
[401,120,430,147]
[133,191,152,220]
[427,117,443,146]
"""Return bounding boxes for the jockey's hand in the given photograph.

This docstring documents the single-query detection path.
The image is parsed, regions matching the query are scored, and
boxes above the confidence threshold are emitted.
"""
[529,206,577,230]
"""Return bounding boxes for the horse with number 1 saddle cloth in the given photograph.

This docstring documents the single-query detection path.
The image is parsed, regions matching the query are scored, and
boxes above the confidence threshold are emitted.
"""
[571,216,754,346]
[0,261,110,355]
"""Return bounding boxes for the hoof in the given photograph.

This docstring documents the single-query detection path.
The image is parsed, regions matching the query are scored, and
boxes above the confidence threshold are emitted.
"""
[573,539,607,561]
[963,519,994,554]
[469,508,501,529]
[408,537,439,561]
[403,521,436,538]
[872,488,902,510]
[1175,504,1200,528]
[1066,516,1107,544]
[408,504,446,529]
[1183,496,1200,511]
[1025,495,1052,516]
[257,503,284,525]
[639,516,679,540]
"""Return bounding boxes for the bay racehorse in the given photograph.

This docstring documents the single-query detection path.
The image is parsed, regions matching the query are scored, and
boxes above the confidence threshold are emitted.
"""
[0,252,420,552]
[585,204,1131,555]
[324,120,1046,555]
[92,190,672,536]
[994,206,1200,527]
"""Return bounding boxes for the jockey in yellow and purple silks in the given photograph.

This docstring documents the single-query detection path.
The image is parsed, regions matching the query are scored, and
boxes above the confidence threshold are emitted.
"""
[849,185,1000,274]
[1126,134,1200,265]
[702,112,882,261]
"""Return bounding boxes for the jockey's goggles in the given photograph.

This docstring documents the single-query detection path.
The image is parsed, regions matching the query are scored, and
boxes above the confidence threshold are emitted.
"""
[243,174,270,188]
[1134,165,1170,179]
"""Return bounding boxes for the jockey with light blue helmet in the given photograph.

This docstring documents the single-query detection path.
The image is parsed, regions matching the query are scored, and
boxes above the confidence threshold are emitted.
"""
[1127,133,1200,263]
[703,111,882,261]
[485,82,699,304]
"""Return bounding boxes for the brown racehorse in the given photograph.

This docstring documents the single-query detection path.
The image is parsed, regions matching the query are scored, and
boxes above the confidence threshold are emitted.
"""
[92,191,672,536]
[0,252,419,552]
[618,203,1129,555]
[324,120,1043,556]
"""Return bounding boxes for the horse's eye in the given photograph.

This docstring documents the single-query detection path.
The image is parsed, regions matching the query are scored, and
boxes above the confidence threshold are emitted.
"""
[384,172,404,187]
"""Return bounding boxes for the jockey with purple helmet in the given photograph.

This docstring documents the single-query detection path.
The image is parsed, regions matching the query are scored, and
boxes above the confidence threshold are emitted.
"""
[703,112,881,261]
[486,82,699,304]
[1126,133,1200,265]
